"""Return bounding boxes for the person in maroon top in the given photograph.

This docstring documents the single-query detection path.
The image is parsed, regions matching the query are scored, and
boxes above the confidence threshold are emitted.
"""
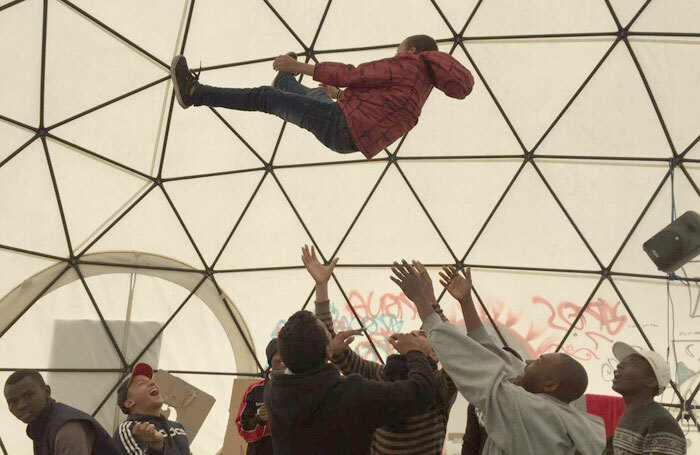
[170,35,473,159]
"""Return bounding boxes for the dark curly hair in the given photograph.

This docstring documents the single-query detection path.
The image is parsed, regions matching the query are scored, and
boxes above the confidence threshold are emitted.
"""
[278,311,329,373]
[5,370,46,388]
[403,34,438,53]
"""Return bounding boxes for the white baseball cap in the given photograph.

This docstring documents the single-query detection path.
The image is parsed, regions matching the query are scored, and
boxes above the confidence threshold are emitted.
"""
[613,342,671,395]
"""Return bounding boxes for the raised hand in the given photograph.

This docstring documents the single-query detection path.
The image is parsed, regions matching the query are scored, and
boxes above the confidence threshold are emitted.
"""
[390,260,435,320]
[132,422,164,449]
[439,265,472,302]
[389,333,424,356]
[330,329,364,357]
[412,260,437,303]
[301,245,339,285]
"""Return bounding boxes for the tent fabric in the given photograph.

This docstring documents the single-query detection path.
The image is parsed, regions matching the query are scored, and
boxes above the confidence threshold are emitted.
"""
[0,1,698,453]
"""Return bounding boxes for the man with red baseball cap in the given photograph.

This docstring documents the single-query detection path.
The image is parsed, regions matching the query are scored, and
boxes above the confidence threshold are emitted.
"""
[113,363,191,455]
[610,342,686,454]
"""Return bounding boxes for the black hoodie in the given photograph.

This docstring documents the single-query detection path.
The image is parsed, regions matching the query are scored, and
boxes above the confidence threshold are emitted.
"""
[264,351,436,455]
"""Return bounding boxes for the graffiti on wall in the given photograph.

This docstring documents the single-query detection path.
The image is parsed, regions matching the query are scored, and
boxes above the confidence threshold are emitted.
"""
[270,291,629,364]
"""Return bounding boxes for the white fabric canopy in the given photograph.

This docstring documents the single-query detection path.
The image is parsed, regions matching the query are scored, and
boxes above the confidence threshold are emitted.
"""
[1,0,698,452]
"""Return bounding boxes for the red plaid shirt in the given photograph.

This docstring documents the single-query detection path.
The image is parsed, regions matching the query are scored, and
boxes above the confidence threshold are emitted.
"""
[313,51,474,158]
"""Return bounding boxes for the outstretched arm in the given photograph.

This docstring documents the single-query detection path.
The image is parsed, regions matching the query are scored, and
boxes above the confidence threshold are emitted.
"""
[302,244,385,379]
[301,244,339,331]
[390,261,530,453]
[440,266,481,333]
[440,265,524,375]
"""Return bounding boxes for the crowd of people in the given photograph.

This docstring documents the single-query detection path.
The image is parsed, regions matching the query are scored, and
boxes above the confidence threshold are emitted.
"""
[3,245,687,454]
[1,35,689,455]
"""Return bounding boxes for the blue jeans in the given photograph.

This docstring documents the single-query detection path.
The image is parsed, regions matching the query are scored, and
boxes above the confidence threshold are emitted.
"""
[193,74,357,153]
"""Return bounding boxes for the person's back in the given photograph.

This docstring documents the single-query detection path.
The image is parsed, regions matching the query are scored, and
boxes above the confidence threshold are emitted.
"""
[265,311,436,455]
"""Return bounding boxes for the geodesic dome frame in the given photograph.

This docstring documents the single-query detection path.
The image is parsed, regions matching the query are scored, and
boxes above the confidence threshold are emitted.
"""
[1,0,699,451]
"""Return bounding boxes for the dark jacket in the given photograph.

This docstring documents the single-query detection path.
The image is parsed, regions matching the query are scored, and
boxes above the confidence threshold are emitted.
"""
[235,379,273,455]
[113,414,190,455]
[26,399,121,455]
[462,404,487,455]
[264,352,436,455]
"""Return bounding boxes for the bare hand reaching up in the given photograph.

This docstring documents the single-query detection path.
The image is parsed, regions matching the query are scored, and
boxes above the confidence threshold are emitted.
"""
[302,245,338,284]
[390,260,435,321]
[412,260,437,304]
[440,265,482,333]
[439,265,472,302]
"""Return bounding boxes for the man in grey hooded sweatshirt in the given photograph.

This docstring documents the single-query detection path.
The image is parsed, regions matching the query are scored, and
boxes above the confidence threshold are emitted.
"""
[390,261,606,455]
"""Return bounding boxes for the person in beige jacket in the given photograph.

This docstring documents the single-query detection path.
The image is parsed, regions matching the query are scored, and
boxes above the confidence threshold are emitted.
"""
[390,261,606,455]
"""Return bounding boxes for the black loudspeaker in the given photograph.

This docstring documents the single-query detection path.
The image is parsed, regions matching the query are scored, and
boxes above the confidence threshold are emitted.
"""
[643,211,700,273]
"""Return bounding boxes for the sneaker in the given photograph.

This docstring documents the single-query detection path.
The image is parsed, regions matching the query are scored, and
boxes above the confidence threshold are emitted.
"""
[272,52,299,88]
[171,55,199,108]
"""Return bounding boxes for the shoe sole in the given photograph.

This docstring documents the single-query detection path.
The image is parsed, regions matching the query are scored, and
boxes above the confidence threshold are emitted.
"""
[170,55,190,109]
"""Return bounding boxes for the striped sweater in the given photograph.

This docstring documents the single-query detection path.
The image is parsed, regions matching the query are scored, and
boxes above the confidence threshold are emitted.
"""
[317,304,457,455]
[612,401,686,454]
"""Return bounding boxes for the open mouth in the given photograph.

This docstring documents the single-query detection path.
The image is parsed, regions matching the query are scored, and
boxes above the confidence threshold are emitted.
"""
[148,386,160,398]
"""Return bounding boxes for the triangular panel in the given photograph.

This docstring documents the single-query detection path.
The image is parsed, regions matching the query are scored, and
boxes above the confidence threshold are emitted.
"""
[68,0,188,64]
[0,141,68,257]
[51,82,170,176]
[631,1,700,33]
[629,38,700,153]
[336,165,455,264]
[466,38,615,149]
[215,269,316,362]
[467,163,601,270]
[265,0,329,46]
[85,187,205,269]
[0,122,35,164]
[44,0,166,126]
[536,44,671,158]
[0,0,41,125]
[0,251,58,300]
[398,159,523,254]
[609,0,647,27]
[313,0,450,50]
[435,0,481,35]
[186,0,303,64]
[274,162,386,254]
[536,159,669,265]
[158,295,237,373]
[48,140,150,252]
[466,0,616,36]
[215,174,316,270]
[164,171,265,264]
